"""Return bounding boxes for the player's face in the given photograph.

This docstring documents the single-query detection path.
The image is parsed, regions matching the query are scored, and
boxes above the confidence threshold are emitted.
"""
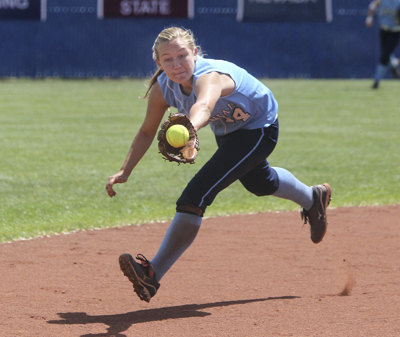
[156,38,197,91]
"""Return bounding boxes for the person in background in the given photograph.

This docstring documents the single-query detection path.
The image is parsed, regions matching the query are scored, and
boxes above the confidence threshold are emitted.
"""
[366,0,400,89]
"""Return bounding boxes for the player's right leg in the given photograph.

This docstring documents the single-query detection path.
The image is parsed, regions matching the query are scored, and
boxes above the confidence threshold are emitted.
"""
[119,212,201,302]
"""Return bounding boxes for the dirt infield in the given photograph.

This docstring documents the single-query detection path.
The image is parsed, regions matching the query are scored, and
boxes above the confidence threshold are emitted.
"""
[1,205,400,337]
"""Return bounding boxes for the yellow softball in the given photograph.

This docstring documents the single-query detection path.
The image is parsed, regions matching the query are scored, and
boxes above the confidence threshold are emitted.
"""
[166,125,189,148]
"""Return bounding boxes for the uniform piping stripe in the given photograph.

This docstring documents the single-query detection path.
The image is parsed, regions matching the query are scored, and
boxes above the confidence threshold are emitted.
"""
[167,81,189,114]
[199,128,265,207]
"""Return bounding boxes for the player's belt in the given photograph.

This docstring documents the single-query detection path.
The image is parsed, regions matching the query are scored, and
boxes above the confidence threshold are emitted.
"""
[381,24,400,32]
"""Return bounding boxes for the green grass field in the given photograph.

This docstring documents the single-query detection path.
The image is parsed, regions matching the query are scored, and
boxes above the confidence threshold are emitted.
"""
[1,79,399,242]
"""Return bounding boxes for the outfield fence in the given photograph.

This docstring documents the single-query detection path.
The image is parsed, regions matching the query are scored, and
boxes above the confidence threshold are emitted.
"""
[0,0,397,79]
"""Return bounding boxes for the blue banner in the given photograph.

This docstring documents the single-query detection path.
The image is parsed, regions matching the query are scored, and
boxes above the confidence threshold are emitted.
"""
[237,0,332,22]
[98,0,195,19]
[0,0,46,21]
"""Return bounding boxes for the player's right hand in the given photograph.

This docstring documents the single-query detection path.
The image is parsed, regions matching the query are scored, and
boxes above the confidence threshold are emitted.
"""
[365,16,373,27]
[106,171,128,198]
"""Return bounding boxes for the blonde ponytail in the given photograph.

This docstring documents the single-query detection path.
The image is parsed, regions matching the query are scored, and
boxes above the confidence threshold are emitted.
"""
[143,68,164,99]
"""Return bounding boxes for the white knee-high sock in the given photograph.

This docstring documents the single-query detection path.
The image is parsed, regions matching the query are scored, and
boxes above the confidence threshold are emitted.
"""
[151,212,202,282]
[390,54,398,68]
[271,167,314,210]
[375,64,388,81]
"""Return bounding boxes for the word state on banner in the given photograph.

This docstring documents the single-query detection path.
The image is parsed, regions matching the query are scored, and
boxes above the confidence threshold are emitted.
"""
[98,0,194,19]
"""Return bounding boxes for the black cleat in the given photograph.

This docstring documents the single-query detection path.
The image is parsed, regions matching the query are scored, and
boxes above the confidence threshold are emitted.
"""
[301,183,332,244]
[119,253,160,303]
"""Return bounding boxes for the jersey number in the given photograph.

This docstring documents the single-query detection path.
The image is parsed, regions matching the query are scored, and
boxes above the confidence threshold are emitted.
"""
[232,107,251,122]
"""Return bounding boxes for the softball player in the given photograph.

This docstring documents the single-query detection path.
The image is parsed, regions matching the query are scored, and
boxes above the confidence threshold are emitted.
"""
[106,27,332,303]
[366,0,400,88]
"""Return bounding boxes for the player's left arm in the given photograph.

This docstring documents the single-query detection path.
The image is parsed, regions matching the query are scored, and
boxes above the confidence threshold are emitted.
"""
[366,0,381,27]
[189,72,235,131]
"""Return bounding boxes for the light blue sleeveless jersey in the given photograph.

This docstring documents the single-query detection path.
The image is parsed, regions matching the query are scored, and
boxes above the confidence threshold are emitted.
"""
[379,0,400,29]
[157,57,278,136]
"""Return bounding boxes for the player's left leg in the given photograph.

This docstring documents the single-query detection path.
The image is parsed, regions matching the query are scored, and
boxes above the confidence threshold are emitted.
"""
[387,31,400,78]
[271,168,331,243]
[241,166,313,209]
[389,54,400,78]
[373,30,400,88]
[240,161,331,243]
[373,29,390,88]
[270,168,314,209]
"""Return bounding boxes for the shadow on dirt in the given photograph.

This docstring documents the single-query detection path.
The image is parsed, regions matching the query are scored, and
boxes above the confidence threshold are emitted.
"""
[47,296,300,337]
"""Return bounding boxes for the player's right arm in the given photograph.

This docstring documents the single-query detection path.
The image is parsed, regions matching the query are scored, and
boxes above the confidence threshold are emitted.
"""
[366,0,381,27]
[106,81,169,197]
